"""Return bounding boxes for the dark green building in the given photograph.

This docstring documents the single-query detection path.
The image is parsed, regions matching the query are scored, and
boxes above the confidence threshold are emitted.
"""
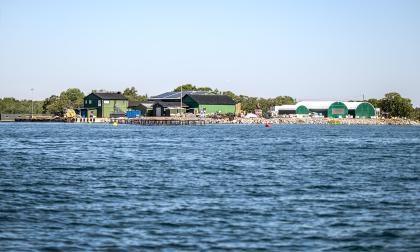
[82,92,128,118]
[182,94,236,114]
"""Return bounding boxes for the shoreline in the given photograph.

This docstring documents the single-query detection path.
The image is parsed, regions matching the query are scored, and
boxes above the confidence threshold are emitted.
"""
[204,117,420,125]
[122,117,419,126]
[1,117,419,126]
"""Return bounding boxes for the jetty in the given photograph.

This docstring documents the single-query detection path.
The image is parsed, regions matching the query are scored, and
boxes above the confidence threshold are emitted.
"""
[114,117,207,126]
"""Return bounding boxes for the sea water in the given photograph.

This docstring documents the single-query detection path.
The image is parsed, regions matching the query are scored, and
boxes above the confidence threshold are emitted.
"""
[1,123,420,251]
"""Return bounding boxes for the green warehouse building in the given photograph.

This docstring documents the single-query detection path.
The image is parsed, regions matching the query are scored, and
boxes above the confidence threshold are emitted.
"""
[82,92,128,118]
[343,102,376,118]
[182,94,236,114]
[272,101,376,118]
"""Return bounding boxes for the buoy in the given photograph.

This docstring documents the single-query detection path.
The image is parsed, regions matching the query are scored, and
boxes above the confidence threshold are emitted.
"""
[113,121,118,127]
[265,123,272,128]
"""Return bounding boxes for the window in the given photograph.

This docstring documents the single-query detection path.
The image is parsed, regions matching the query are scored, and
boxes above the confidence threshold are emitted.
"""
[85,100,87,104]
[88,100,92,104]
[104,100,110,104]
[98,100,101,107]
[332,108,344,114]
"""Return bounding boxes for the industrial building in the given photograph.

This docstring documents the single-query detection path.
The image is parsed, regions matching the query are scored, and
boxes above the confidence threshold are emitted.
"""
[182,94,236,114]
[148,91,236,116]
[271,101,376,118]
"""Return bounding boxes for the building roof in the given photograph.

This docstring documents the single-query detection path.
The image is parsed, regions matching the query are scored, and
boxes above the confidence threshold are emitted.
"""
[295,101,338,110]
[273,101,375,112]
[185,94,235,105]
[150,91,209,100]
[343,102,364,110]
[272,105,298,111]
[154,101,188,108]
[91,92,128,100]
[128,100,154,108]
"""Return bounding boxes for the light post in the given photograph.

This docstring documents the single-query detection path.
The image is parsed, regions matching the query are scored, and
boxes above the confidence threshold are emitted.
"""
[30,88,34,118]
[180,85,183,117]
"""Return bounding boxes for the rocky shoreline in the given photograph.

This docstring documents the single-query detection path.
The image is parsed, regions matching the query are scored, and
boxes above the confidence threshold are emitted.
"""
[203,117,420,125]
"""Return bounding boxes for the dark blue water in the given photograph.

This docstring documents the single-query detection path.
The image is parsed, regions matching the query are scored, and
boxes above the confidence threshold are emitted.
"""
[1,123,420,251]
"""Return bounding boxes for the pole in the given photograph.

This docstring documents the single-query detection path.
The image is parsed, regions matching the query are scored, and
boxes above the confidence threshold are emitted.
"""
[30,88,34,118]
[180,85,182,117]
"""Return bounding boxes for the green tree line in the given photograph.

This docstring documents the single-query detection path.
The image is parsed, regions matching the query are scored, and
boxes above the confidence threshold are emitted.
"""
[0,87,148,116]
[0,98,43,114]
[1,86,419,120]
[173,84,296,113]
[122,87,148,101]
[368,92,418,119]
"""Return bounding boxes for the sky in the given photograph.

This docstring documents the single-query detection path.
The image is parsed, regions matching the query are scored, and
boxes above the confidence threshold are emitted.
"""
[0,0,419,105]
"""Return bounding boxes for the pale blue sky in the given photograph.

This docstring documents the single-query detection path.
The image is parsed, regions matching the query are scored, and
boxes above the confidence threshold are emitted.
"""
[1,0,419,105]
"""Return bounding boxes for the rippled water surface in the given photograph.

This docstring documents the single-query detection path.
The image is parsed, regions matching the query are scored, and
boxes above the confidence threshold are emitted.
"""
[1,123,420,251]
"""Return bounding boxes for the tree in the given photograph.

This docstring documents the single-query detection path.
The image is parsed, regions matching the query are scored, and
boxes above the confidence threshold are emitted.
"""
[123,86,147,101]
[123,87,138,99]
[173,84,213,92]
[367,98,381,108]
[380,92,414,118]
[42,95,58,113]
[174,84,196,92]
[222,91,239,103]
[172,85,297,114]
[0,98,44,114]
[220,92,296,113]
[412,108,420,121]
[59,88,85,110]
[45,88,85,115]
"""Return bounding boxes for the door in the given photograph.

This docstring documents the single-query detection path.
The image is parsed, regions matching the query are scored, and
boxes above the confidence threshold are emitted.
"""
[156,107,161,117]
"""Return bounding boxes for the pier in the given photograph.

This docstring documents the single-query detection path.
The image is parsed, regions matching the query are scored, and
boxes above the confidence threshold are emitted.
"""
[118,117,207,126]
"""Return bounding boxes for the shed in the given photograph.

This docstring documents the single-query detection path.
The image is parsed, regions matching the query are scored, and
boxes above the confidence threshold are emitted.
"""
[128,101,154,116]
[153,101,188,117]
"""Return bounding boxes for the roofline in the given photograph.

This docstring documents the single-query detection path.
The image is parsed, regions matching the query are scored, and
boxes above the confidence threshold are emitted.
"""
[87,92,128,100]
[183,94,236,105]
[148,97,178,100]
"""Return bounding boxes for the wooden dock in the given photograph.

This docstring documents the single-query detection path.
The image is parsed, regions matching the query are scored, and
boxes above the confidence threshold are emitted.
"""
[116,117,207,126]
